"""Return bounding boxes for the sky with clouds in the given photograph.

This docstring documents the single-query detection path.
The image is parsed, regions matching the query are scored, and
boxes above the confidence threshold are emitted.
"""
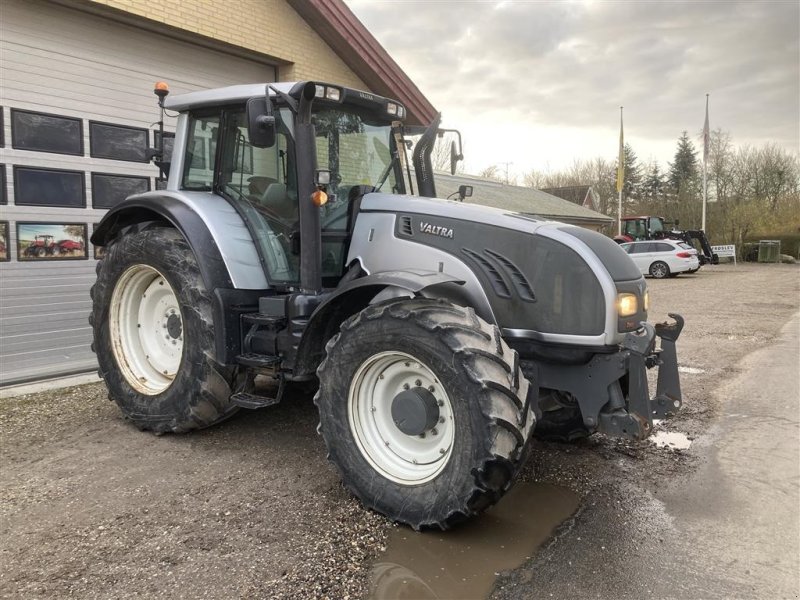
[345,0,800,178]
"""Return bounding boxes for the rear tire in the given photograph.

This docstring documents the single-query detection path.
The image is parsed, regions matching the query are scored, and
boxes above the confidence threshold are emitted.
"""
[90,227,238,433]
[650,261,670,279]
[315,298,535,530]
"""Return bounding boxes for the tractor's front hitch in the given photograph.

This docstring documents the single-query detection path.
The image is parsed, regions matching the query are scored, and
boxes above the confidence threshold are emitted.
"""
[535,313,685,440]
[599,313,684,438]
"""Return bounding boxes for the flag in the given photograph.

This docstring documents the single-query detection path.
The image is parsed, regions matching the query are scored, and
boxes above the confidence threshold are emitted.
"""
[616,107,624,193]
[703,94,710,163]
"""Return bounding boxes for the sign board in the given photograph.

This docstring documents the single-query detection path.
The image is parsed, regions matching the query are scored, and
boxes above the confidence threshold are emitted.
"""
[712,244,737,265]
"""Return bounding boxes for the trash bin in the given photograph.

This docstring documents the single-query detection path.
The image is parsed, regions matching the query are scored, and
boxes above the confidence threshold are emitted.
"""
[758,240,781,263]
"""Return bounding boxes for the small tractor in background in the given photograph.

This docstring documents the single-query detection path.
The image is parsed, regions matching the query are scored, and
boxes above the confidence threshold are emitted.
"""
[24,234,56,258]
[90,81,685,530]
[614,215,719,266]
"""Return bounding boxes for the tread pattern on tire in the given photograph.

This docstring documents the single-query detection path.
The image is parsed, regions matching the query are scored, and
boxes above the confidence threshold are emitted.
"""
[315,297,536,530]
[89,227,238,434]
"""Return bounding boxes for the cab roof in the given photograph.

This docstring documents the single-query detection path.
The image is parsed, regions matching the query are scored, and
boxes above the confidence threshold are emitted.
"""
[164,83,297,112]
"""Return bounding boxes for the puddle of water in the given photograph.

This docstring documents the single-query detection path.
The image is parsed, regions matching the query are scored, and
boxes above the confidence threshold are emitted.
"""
[651,430,692,450]
[369,483,580,600]
[678,366,706,374]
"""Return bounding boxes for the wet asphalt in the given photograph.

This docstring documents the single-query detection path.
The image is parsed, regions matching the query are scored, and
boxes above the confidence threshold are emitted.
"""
[493,312,800,599]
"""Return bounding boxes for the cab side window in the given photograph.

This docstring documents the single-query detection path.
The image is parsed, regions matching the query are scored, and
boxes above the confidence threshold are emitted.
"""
[182,114,219,190]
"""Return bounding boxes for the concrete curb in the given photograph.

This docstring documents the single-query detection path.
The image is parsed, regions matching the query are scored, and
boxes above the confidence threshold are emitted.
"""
[0,372,102,399]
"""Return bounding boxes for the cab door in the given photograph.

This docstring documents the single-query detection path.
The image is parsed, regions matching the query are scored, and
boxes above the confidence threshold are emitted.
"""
[197,107,301,287]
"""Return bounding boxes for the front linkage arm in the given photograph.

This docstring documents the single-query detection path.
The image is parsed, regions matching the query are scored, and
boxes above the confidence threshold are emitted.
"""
[535,314,685,440]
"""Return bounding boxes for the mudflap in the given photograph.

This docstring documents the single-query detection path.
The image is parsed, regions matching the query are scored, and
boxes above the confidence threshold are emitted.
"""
[533,313,685,440]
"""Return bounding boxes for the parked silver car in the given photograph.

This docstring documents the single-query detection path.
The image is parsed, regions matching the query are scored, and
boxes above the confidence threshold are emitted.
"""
[620,240,700,278]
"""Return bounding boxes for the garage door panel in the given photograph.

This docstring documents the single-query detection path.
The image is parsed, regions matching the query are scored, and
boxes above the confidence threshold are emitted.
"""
[1,349,94,372]
[0,0,275,385]
[3,2,273,87]
[1,329,93,353]
[3,44,260,111]
[1,291,94,306]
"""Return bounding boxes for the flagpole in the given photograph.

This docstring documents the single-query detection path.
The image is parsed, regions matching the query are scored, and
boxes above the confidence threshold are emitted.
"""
[702,94,709,232]
[617,106,624,236]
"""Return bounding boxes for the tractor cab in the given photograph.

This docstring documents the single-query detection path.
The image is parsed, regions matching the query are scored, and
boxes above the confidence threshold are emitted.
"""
[151,82,461,292]
[33,234,54,246]
[617,216,667,242]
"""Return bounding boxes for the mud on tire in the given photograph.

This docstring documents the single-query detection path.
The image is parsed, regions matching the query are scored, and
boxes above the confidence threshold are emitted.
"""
[315,297,536,530]
[90,226,238,433]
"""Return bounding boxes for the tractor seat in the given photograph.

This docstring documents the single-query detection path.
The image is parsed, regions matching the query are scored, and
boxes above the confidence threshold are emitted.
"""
[248,175,278,197]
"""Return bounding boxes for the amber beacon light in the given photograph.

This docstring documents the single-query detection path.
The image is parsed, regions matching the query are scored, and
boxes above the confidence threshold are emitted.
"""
[154,81,170,105]
[311,189,328,207]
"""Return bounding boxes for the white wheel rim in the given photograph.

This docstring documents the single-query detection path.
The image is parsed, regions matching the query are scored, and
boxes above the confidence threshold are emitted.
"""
[109,264,183,395]
[348,351,455,485]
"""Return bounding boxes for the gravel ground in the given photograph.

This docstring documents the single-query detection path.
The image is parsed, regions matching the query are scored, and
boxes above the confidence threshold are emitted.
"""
[1,263,798,599]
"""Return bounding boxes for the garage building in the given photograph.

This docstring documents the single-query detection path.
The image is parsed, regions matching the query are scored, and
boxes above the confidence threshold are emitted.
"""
[0,0,434,384]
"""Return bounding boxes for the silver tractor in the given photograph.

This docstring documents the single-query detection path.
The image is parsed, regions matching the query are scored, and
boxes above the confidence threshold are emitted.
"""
[91,81,684,529]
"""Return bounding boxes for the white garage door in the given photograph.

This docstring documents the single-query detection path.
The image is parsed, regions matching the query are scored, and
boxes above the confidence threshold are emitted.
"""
[0,0,276,385]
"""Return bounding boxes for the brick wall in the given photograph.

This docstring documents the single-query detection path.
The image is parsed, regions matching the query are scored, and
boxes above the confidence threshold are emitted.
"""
[87,0,368,90]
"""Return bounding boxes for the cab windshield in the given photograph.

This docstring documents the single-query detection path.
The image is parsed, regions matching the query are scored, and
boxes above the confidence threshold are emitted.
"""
[650,218,665,234]
[311,106,403,280]
[312,108,399,231]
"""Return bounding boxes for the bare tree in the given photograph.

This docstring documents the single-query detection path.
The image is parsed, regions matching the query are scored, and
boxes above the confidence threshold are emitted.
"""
[478,164,502,182]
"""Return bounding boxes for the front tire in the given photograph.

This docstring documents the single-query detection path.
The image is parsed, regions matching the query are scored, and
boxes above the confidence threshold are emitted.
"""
[90,227,238,433]
[315,298,536,530]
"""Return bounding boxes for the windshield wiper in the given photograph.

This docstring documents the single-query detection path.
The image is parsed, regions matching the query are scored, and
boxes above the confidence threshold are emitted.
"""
[374,154,398,192]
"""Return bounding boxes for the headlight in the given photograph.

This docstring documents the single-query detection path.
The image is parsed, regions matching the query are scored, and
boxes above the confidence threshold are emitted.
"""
[644,290,650,312]
[617,293,638,317]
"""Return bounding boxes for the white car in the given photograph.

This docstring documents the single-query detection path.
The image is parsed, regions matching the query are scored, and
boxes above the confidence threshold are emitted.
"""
[620,240,700,278]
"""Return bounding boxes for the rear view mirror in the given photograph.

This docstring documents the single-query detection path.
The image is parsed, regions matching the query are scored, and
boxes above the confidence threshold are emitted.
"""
[450,140,463,175]
[246,96,276,148]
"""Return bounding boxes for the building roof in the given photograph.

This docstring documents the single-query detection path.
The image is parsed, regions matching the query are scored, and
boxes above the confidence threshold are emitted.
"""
[540,185,595,209]
[434,173,613,226]
[288,0,437,127]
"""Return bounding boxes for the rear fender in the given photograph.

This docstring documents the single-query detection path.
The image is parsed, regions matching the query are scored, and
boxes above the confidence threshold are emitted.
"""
[293,270,464,377]
[93,197,234,290]
[92,194,267,365]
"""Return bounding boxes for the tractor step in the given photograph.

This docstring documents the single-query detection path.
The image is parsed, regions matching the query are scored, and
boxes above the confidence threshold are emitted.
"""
[242,312,286,327]
[236,353,281,368]
[230,392,281,410]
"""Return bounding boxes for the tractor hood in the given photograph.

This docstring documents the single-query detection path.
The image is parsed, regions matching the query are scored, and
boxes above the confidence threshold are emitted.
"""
[350,192,645,347]
[359,193,640,282]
